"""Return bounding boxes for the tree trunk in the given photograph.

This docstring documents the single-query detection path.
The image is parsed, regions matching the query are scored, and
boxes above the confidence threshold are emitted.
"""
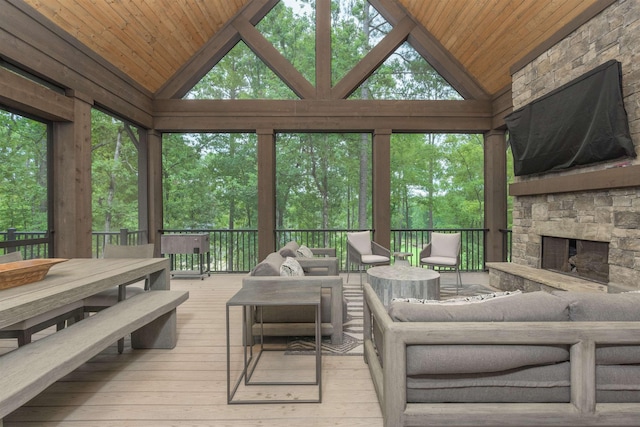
[105,126,123,233]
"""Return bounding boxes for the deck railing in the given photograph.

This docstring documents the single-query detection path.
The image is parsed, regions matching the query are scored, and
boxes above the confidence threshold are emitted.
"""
[1,227,513,273]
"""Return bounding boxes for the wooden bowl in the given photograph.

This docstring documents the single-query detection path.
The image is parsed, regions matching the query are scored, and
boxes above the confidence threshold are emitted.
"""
[0,259,68,290]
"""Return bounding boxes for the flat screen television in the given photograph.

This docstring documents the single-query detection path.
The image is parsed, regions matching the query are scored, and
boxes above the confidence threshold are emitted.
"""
[505,60,636,176]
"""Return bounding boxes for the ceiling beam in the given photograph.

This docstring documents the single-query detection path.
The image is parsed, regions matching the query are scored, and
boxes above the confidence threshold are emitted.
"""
[153,98,492,133]
[156,0,279,100]
[510,0,618,76]
[233,17,316,100]
[369,0,490,101]
[331,16,415,100]
[0,67,74,121]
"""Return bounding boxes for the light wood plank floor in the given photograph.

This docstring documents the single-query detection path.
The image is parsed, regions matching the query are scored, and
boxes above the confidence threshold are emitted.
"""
[2,272,489,426]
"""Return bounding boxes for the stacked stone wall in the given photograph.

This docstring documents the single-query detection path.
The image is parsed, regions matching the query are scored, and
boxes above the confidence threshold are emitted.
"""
[510,0,640,290]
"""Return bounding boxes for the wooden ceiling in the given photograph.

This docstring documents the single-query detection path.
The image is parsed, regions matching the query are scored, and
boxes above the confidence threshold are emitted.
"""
[21,0,604,97]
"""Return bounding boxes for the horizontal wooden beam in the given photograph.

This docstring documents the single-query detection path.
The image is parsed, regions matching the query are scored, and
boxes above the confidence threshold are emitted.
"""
[0,67,73,121]
[509,164,640,196]
[2,0,152,127]
[153,99,493,133]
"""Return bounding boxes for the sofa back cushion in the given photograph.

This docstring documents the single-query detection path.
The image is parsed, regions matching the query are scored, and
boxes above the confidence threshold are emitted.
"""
[389,291,569,322]
[552,291,640,321]
[250,252,284,276]
[552,291,640,365]
[279,241,300,257]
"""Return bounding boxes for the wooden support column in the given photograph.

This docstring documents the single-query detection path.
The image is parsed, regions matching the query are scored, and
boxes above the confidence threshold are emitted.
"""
[372,129,391,250]
[315,0,331,99]
[484,129,508,263]
[257,129,276,261]
[52,91,93,258]
[146,130,163,255]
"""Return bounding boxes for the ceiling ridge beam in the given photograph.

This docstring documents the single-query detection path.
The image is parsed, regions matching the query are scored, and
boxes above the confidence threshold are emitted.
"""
[510,0,617,77]
[369,0,490,101]
[155,0,278,100]
[233,17,316,100]
[331,15,415,100]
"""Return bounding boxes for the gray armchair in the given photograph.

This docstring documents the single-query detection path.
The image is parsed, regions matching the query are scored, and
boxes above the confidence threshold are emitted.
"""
[419,232,462,293]
[243,252,344,344]
[346,231,390,287]
[278,240,339,275]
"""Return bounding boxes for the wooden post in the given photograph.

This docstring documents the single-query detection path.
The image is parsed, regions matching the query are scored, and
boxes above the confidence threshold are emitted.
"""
[52,91,93,258]
[257,129,276,261]
[373,129,391,251]
[484,129,508,263]
[146,130,163,256]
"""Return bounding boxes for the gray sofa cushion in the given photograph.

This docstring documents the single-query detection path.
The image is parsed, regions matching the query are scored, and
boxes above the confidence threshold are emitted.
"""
[279,241,299,258]
[598,365,640,402]
[407,362,570,403]
[389,291,569,322]
[407,344,570,375]
[552,291,640,321]
[250,252,284,276]
[552,291,640,364]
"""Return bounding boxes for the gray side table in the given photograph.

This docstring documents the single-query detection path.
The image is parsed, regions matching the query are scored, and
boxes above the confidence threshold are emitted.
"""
[367,265,440,307]
[226,283,322,404]
[393,251,413,266]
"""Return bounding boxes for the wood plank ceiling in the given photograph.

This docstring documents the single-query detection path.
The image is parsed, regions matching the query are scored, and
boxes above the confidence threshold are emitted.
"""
[22,0,601,97]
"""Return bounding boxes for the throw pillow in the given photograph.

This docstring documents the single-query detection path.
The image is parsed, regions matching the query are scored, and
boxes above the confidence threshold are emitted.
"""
[280,256,305,276]
[296,245,314,258]
[393,290,522,305]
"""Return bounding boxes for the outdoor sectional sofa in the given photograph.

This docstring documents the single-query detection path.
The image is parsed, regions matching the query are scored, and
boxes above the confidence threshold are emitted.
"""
[242,250,345,344]
[363,283,640,426]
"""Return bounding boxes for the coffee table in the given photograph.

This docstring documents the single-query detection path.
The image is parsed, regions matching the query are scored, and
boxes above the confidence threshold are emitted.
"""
[226,283,322,404]
[367,265,440,307]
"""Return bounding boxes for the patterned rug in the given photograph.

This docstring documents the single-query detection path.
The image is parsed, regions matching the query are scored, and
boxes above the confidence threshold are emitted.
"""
[285,278,496,356]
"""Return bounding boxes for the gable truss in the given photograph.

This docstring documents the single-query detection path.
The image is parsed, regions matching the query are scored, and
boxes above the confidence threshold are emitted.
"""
[157,0,489,102]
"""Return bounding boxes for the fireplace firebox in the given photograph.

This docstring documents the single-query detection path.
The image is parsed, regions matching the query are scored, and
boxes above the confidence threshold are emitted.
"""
[541,236,609,284]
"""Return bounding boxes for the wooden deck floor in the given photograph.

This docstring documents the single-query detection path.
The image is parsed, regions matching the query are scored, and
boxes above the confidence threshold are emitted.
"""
[2,273,385,426]
[2,271,490,426]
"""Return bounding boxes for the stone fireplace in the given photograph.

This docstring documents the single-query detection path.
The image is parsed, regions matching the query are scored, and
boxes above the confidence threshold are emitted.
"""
[506,1,640,292]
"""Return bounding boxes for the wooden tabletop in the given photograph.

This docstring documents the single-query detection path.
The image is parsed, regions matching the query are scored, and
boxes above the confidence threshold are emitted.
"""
[0,258,170,329]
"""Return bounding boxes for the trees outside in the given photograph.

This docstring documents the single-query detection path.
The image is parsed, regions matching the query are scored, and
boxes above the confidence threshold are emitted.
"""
[91,109,140,233]
[0,110,48,234]
[1,1,514,267]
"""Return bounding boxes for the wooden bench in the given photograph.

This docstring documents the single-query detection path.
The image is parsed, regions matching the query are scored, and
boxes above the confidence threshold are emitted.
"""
[0,289,189,422]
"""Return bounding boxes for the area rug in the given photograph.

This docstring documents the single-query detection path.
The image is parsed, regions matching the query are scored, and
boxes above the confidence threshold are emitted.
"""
[285,278,496,356]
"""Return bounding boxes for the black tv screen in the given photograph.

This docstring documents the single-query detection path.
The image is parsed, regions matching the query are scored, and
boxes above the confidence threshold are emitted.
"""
[505,60,635,176]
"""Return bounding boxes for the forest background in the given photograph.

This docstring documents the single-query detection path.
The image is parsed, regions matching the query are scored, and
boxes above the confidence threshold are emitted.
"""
[0,0,514,265]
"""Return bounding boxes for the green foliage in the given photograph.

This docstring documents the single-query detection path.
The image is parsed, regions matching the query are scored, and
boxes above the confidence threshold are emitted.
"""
[162,133,257,230]
[1,1,501,244]
[0,111,48,232]
[91,109,139,232]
